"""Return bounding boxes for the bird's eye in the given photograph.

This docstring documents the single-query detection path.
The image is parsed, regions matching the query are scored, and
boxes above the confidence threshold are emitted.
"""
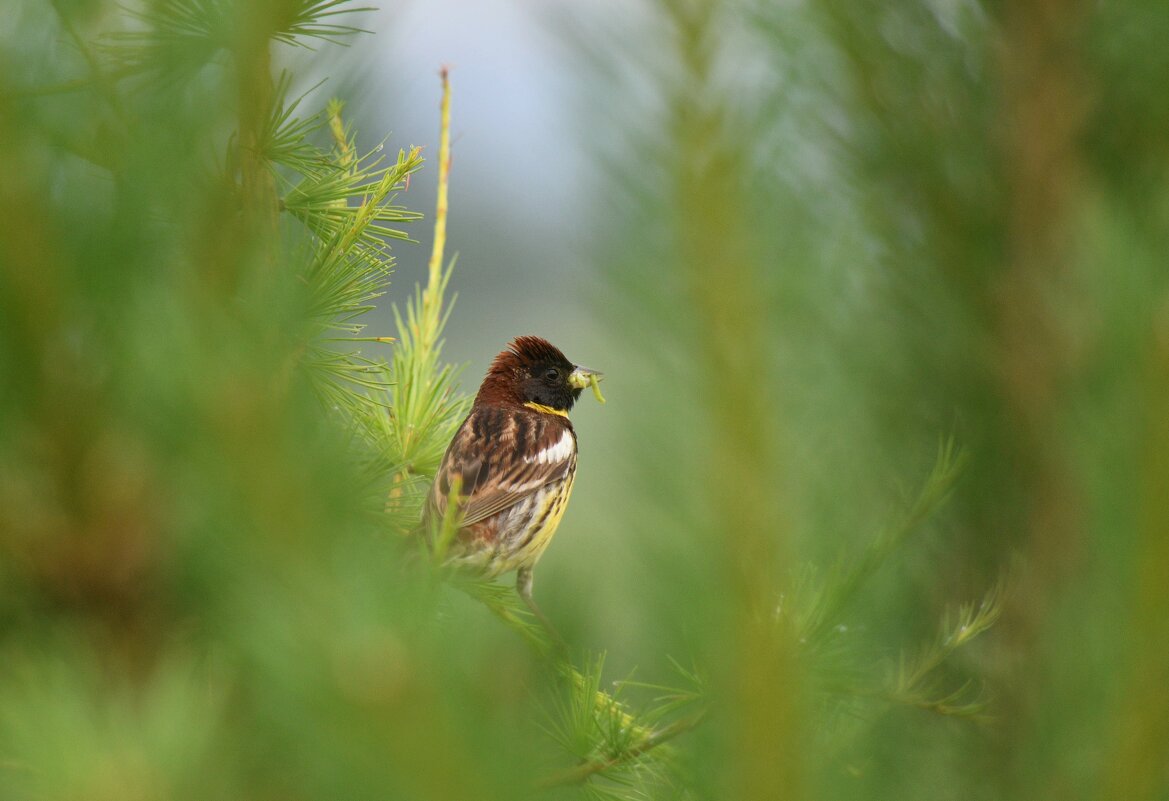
[544,367,561,382]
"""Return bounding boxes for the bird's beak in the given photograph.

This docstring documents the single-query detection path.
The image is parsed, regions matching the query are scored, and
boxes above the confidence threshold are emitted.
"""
[568,365,605,404]
[568,365,602,390]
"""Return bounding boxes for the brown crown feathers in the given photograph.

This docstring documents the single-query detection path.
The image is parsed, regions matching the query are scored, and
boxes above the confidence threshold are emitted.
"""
[474,335,585,412]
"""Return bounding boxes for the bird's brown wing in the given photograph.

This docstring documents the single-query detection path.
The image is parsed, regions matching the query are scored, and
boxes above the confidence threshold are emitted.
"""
[429,405,576,527]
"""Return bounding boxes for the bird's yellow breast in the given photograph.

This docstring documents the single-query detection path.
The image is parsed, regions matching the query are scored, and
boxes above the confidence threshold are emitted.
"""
[500,471,576,573]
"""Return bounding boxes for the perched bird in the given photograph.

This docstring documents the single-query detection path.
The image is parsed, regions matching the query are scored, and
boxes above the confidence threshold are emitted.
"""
[425,336,602,637]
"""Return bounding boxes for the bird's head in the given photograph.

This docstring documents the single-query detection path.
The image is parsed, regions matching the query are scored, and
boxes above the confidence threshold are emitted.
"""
[476,335,602,414]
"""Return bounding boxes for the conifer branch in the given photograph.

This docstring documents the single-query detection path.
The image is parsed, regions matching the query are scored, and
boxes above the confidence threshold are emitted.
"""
[383,68,467,490]
[800,438,968,645]
[540,708,708,788]
[883,579,1005,720]
[327,98,356,170]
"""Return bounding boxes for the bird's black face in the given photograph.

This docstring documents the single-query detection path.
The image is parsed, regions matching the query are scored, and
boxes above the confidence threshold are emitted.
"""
[477,335,603,411]
[521,359,582,411]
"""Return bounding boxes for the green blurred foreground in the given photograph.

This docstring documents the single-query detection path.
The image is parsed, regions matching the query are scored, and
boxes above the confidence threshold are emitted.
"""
[2,1,1168,800]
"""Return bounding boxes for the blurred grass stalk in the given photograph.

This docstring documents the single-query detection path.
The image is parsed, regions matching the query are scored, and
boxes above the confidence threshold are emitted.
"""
[1104,310,1169,800]
[659,2,806,798]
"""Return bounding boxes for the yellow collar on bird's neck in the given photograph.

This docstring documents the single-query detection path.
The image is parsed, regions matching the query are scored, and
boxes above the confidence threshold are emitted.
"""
[523,401,569,418]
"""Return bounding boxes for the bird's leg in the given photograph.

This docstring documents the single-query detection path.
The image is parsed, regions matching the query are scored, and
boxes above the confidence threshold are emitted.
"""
[516,566,568,658]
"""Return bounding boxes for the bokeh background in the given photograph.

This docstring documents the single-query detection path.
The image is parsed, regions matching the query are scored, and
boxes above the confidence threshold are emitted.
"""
[2,0,1168,799]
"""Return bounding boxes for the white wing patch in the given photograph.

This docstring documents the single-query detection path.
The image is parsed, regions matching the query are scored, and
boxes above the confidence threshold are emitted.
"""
[525,430,575,466]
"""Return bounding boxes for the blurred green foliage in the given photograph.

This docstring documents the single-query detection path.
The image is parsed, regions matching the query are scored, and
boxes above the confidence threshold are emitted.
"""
[2,1,1168,800]
[578,0,1169,799]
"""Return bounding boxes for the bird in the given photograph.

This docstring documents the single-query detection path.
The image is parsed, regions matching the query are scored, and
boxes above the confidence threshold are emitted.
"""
[424,335,602,643]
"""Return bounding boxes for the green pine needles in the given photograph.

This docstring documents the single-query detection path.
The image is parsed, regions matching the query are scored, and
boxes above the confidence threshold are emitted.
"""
[1,3,1007,800]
